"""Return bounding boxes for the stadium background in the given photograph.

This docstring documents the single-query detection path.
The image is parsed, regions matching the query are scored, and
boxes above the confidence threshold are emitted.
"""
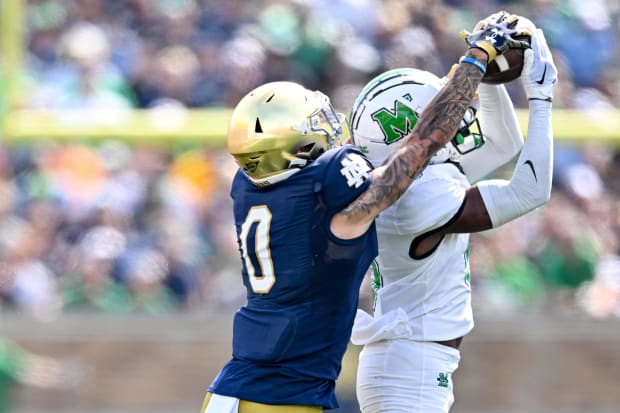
[0,0,619,412]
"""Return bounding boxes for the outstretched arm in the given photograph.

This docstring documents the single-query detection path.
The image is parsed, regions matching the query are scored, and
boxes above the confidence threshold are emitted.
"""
[331,12,531,239]
[331,48,488,239]
[473,28,555,230]
[435,93,552,239]
[417,26,556,253]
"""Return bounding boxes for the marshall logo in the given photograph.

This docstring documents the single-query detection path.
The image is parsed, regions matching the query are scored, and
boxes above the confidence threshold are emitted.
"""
[437,372,450,388]
[371,100,419,145]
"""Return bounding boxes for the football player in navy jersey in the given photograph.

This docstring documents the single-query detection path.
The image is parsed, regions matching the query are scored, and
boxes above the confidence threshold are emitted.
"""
[202,13,530,413]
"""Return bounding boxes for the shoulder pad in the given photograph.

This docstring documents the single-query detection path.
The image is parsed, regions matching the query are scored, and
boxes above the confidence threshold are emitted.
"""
[315,145,374,211]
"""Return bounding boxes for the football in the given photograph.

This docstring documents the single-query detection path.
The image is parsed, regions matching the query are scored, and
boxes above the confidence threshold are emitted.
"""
[481,48,525,84]
[481,15,535,84]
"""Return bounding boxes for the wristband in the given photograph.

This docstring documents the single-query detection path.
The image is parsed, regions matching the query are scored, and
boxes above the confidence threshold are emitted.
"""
[459,56,487,75]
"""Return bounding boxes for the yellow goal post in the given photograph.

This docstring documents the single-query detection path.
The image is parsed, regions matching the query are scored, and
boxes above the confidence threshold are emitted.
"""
[2,0,619,146]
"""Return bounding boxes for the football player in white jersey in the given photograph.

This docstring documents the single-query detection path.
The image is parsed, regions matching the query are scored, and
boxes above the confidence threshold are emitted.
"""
[349,20,557,413]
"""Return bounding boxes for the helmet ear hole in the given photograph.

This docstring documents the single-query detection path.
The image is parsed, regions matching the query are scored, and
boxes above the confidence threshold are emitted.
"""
[297,142,316,158]
[297,143,315,154]
[296,142,325,161]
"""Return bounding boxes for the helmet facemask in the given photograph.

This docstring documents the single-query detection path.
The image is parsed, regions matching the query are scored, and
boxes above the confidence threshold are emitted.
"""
[452,104,485,156]
[291,91,344,164]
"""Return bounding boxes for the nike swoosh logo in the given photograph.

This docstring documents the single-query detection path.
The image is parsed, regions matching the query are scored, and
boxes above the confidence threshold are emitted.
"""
[536,64,547,85]
[524,160,538,182]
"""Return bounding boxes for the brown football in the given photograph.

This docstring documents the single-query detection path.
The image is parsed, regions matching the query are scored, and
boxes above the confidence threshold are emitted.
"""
[481,48,525,84]
[481,15,535,84]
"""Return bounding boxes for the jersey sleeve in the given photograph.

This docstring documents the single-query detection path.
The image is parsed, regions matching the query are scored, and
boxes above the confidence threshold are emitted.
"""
[382,164,467,235]
[317,145,374,212]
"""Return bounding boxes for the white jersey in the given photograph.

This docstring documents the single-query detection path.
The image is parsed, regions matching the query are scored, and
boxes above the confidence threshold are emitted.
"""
[353,162,473,344]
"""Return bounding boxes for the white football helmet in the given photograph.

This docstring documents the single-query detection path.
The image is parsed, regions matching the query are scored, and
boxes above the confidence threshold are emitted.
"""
[350,68,485,167]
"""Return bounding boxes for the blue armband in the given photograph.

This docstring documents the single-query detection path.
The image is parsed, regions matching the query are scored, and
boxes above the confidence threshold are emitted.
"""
[459,56,486,75]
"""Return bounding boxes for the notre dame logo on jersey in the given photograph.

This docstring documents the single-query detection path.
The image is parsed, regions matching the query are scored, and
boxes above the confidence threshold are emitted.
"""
[340,153,371,188]
[371,95,419,145]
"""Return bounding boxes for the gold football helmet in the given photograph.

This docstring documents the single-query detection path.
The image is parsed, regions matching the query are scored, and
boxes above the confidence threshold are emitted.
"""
[228,81,347,186]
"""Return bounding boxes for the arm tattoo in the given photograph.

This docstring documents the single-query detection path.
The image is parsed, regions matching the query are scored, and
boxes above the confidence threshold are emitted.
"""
[341,54,485,221]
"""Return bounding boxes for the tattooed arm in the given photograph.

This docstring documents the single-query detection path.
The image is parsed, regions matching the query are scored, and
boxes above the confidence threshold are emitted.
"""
[331,49,488,239]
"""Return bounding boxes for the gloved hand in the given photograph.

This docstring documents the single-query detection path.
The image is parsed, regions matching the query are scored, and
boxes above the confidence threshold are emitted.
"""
[521,28,557,102]
[460,11,531,63]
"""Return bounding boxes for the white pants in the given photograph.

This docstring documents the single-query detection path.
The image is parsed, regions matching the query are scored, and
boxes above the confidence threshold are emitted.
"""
[356,339,461,413]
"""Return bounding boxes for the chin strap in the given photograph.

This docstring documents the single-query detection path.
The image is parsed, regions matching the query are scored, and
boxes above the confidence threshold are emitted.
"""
[249,168,301,187]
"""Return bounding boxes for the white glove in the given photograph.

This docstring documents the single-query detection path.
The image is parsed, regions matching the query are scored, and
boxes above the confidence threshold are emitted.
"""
[521,28,557,102]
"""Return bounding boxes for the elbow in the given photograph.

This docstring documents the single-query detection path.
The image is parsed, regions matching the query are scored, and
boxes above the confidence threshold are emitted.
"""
[531,186,552,209]
[503,121,524,155]
[543,184,552,204]
[511,134,525,157]
[540,178,553,206]
[516,183,551,212]
[538,190,551,207]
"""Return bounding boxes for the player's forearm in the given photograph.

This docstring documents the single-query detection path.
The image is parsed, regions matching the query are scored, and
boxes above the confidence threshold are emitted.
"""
[462,84,523,182]
[479,84,523,156]
[477,100,552,227]
[364,49,487,212]
[513,99,553,201]
[333,50,486,236]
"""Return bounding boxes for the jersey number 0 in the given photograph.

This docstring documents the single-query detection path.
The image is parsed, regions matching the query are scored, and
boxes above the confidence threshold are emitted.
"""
[240,205,275,294]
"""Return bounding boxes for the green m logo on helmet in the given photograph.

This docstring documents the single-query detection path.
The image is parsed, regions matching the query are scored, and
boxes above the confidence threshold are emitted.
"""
[371,98,419,145]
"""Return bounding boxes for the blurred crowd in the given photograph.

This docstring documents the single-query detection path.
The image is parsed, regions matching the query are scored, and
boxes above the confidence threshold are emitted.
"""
[0,0,619,319]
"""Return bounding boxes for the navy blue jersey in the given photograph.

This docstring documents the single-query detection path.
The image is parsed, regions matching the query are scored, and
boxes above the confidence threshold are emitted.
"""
[209,145,377,409]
